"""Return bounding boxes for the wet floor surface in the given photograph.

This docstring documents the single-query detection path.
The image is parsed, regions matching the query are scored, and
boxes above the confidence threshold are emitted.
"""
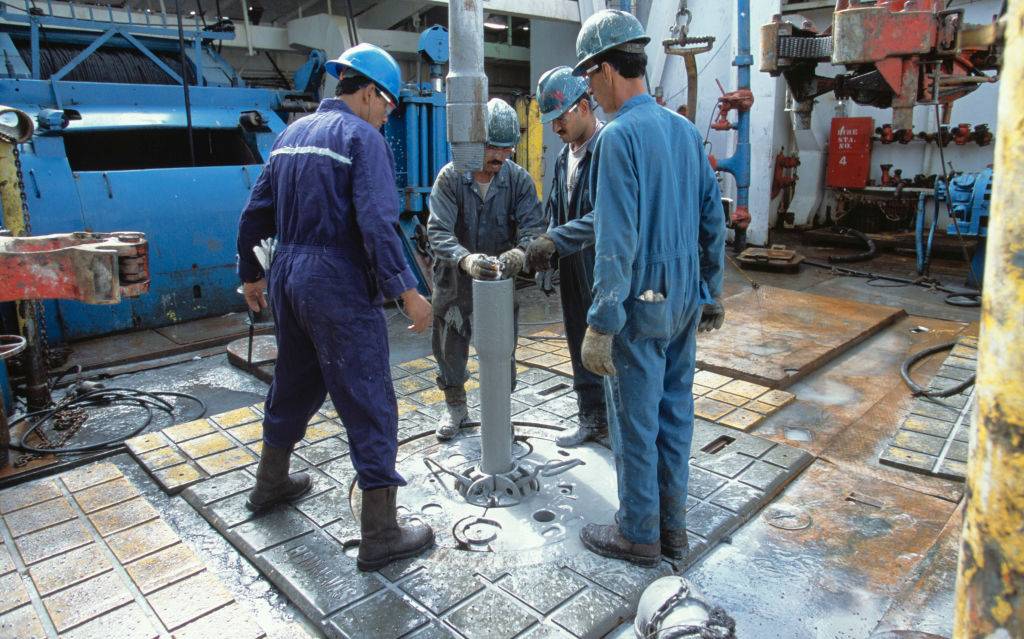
[0,250,976,638]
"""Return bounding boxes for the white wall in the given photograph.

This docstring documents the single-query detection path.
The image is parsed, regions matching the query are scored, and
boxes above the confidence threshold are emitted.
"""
[651,1,782,246]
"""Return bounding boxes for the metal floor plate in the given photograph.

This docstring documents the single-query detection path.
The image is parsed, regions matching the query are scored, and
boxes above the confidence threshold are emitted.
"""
[0,463,268,638]
[695,286,906,388]
[879,337,977,481]
[181,401,811,638]
[514,335,797,433]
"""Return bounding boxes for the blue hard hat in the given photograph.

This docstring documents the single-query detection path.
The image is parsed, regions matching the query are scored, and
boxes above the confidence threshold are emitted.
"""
[486,98,520,148]
[573,9,650,76]
[537,66,590,124]
[325,43,402,104]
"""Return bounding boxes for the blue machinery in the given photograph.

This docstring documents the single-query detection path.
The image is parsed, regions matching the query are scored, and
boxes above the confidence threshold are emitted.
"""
[385,26,450,292]
[0,3,448,342]
[916,168,991,287]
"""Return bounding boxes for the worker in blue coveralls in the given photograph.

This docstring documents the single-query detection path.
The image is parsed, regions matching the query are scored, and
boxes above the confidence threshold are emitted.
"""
[572,10,727,567]
[525,66,607,447]
[236,43,435,572]
[428,98,546,441]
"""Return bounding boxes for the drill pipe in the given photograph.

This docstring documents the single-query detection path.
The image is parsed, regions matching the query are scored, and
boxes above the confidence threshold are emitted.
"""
[471,277,514,475]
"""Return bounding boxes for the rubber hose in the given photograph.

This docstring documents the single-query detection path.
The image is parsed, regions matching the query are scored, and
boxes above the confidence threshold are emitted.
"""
[828,227,877,264]
[900,341,975,398]
[8,388,206,455]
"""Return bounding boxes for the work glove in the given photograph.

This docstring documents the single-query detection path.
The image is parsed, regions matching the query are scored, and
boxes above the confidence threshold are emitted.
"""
[498,248,526,278]
[581,327,616,376]
[460,253,501,280]
[525,234,557,272]
[698,298,725,332]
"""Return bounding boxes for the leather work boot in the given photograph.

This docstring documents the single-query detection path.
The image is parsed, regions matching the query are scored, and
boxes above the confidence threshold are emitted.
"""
[357,486,435,572]
[661,528,689,561]
[436,387,469,441]
[580,523,661,567]
[556,411,608,447]
[246,443,312,511]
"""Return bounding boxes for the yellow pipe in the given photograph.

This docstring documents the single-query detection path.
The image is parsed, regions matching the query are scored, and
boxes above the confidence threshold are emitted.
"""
[953,2,1024,636]
[0,104,33,235]
[514,96,544,199]
[0,142,26,236]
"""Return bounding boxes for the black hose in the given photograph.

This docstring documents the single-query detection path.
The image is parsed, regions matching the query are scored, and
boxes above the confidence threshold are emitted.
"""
[900,341,975,398]
[827,227,877,264]
[7,385,206,455]
[803,259,980,297]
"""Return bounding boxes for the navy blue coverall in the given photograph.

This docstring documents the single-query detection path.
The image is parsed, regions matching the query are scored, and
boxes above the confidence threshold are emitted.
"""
[544,136,605,421]
[587,94,725,544]
[237,99,416,490]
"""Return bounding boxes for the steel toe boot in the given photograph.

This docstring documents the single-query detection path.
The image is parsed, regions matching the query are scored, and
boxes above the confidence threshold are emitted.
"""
[580,523,660,567]
[436,387,469,441]
[357,486,435,571]
[246,443,312,511]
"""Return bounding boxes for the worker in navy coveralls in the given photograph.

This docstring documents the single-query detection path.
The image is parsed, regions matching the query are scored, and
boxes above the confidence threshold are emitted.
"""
[236,43,434,572]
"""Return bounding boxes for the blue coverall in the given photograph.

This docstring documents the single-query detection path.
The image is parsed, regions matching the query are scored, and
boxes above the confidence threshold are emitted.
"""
[587,94,725,544]
[544,135,605,420]
[237,99,416,490]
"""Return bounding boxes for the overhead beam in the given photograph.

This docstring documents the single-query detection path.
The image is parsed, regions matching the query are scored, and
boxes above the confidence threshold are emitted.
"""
[422,0,580,23]
[226,19,529,61]
[356,0,431,30]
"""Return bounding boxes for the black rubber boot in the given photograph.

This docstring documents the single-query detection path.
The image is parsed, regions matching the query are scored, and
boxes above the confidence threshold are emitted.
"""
[661,528,689,561]
[580,523,661,567]
[436,387,468,441]
[246,442,312,511]
[555,412,608,447]
[357,486,435,572]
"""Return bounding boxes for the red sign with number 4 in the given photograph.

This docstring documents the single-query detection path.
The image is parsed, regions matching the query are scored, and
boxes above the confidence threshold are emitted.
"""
[826,117,873,189]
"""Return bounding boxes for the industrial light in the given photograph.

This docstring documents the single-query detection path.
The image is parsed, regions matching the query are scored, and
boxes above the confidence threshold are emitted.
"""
[483,15,507,30]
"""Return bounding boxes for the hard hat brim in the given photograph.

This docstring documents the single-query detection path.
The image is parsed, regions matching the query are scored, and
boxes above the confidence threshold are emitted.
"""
[572,36,652,76]
[325,56,400,104]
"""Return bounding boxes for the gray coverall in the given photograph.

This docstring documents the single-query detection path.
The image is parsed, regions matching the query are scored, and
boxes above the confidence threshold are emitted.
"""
[427,160,546,391]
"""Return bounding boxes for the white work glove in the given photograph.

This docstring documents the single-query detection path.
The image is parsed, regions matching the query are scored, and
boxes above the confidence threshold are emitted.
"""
[581,327,616,376]
[460,253,501,280]
[498,248,526,278]
[253,237,277,272]
[698,298,725,332]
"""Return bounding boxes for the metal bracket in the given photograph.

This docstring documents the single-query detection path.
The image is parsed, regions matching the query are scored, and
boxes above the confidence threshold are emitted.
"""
[0,231,149,304]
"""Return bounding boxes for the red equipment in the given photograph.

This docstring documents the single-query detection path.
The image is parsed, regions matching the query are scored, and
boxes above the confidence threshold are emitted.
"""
[761,1,1002,131]
[826,117,874,189]
[0,232,149,304]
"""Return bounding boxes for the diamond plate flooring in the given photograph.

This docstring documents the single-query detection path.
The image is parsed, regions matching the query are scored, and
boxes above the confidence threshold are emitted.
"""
[181,409,811,638]
[515,334,796,433]
[0,463,267,638]
[879,337,977,481]
[125,340,795,496]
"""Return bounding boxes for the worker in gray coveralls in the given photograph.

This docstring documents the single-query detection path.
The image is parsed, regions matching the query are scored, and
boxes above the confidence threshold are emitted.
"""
[427,98,546,441]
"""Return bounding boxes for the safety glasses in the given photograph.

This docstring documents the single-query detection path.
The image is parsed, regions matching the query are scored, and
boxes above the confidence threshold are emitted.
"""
[553,100,582,125]
[584,62,602,77]
[376,88,396,116]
